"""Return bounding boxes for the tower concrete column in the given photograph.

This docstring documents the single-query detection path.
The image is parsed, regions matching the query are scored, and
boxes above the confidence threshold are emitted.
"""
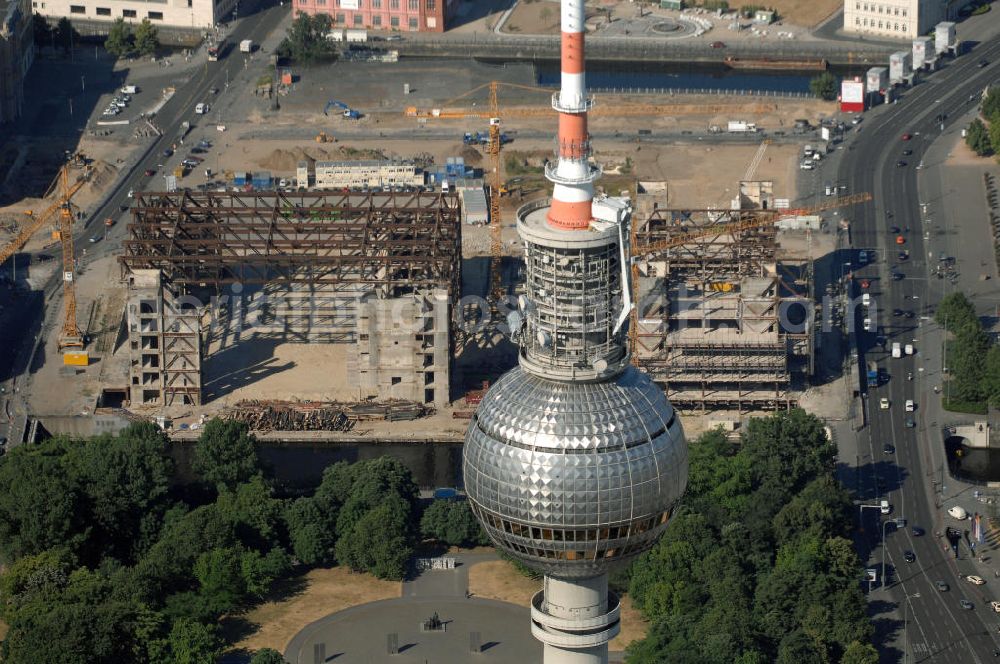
[531,574,620,664]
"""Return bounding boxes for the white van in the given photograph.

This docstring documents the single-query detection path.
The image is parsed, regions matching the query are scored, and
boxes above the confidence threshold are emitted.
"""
[195,102,208,114]
[905,343,914,355]
[880,499,891,515]
[892,342,902,358]
[862,292,871,307]
[948,506,968,520]
[121,85,138,94]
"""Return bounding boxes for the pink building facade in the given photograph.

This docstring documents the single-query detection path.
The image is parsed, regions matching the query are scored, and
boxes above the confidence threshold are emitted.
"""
[293,0,457,33]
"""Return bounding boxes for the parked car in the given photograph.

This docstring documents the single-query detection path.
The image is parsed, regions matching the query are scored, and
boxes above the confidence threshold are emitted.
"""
[967,575,986,585]
[144,168,156,177]
[903,550,916,563]
[711,41,726,48]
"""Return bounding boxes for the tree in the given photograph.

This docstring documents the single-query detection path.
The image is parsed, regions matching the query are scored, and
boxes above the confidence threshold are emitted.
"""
[989,117,1000,158]
[420,500,489,548]
[983,345,1000,408]
[251,649,288,664]
[54,17,74,54]
[166,618,219,664]
[133,18,159,56]
[809,72,838,101]
[948,320,990,402]
[335,498,413,580]
[276,12,336,64]
[0,442,87,563]
[104,18,133,58]
[935,291,978,332]
[840,641,878,664]
[966,118,994,156]
[284,497,335,565]
[64,423,174,562]
[982,88,1000,121]
[193,419,263,490]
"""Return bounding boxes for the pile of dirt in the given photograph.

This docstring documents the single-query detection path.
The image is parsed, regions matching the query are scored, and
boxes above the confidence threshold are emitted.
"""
[258,147,340,171]
[460,146,483,166]
[85,161,118,193]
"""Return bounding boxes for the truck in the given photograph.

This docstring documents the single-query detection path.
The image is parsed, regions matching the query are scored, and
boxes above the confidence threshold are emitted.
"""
[727,121,757,133]
[121,85,138,95]
[867,361,879,387]
[240,39,254,53]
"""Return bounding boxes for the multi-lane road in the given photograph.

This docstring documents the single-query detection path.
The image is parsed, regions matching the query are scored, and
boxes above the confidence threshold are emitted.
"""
[842,38,1000,662]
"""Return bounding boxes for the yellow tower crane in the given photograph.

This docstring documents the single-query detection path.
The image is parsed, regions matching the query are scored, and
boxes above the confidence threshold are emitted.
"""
[627,192,874,361]
[0,157,92,362]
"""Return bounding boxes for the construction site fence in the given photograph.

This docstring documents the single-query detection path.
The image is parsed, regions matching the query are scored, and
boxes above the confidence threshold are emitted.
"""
[396,37,895,65]
[591,87,813,99]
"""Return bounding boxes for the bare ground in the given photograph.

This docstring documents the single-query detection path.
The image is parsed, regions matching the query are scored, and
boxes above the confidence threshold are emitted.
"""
[467,559,649,652]
[222,566,400,655]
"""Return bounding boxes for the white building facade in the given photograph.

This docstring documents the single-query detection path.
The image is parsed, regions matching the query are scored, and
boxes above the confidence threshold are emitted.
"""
[843,0,972,39]
[34,0,233,40]
[314,160,424,189]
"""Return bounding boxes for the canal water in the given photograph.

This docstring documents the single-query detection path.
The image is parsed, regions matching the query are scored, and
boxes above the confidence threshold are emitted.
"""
[170,440,466,492]
[527,59,869,94]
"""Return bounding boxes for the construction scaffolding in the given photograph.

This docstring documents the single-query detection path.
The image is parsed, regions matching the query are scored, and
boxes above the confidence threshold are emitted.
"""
[633,207,811,411]
[119,191,462,409]
[120,191,461,294]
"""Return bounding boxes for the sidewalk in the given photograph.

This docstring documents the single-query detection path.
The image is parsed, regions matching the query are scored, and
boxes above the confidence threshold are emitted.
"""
[913,95,1000,591]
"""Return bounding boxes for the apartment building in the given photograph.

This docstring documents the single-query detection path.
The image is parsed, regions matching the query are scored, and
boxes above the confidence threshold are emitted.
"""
[843,0,973,39]
[0,0,33,124]
[35,0,235,41]
[293,0,458,33]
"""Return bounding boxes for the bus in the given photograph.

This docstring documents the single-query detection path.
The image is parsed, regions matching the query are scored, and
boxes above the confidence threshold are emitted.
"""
[208,40,223,61]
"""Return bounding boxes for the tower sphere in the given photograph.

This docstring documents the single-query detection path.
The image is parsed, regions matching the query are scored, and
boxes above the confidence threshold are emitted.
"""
[463,365,687,578]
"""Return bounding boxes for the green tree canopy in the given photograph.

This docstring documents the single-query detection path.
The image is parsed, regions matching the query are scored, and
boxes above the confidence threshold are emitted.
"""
[809,72,838,101]
[0,442,86,562]
[420,500,489,548]
[251,648,288,664]
[284,496,336,565]
[104,17,133,58]
[982,87,1000,121]
[134,18,159,56]
[966,118,993,156]
[276,12,337,64]
[193,419,263,490]
[54,17,75,54]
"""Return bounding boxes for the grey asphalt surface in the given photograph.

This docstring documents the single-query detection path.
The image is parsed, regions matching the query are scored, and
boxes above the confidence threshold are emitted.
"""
[833,25,1000,663]
[285,551,543,664]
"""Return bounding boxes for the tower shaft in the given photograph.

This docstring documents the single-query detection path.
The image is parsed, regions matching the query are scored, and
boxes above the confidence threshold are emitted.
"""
[546,0,599,231]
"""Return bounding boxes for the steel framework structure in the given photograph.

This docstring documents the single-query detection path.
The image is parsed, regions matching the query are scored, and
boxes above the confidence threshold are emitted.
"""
[120,191,462,298]
[632,208,806,411]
